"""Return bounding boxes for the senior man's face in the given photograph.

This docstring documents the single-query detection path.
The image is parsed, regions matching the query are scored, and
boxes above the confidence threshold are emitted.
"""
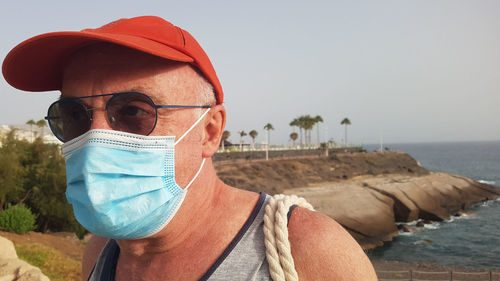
[61,44,208,187]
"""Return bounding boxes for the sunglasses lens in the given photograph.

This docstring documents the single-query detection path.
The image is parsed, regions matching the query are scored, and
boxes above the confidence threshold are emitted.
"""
[107,93,157,136]
[48,100,91,142]
[47,93,158,142]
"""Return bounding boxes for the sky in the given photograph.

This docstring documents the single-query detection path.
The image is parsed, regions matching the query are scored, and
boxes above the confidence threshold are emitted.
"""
[1,0,499,145]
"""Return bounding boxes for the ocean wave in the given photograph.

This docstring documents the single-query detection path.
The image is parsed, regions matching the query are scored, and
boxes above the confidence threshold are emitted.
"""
[397,213,475,232]
[423,222,440,230]
[470,199,499,207]
[457,212,470,217]
[478,179,496,185]
[446,212,475,222]
[481,201,492,207]
[411,239,433,246]
[398,219,443,230]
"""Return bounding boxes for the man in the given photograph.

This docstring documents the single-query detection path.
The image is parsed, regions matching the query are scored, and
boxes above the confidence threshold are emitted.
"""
[2,16,377,280]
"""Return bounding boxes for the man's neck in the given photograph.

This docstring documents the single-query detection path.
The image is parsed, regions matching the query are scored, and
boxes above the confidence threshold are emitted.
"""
[116,161,259,280]
[115,160,223,255]
[113,160,260,280]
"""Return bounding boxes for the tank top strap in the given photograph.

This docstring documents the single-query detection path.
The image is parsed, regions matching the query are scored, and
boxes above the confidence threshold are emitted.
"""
[87,239,119,281]
[202,192,271,280]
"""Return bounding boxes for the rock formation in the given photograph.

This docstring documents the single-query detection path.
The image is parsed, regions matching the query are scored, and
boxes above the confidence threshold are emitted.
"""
[216,152,500,249]
[215,151,429,194]
[0,236,49,281]
[283,173,499,249]
[283,180,399,248]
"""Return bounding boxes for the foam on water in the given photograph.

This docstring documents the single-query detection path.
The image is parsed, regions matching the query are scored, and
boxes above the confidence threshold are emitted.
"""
[445,212,474,223]
[478,179,496,185]
[423,222,440,230]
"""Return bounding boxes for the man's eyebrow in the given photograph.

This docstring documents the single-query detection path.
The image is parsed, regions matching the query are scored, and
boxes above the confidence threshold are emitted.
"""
[129,87,173,104]
[59,87,151,98]
[130,86,154,93]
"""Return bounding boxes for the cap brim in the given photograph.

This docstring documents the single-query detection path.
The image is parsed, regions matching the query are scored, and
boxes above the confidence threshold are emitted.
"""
[2,30,194,92]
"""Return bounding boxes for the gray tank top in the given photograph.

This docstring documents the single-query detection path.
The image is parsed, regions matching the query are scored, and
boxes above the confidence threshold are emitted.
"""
[88,192,272,281]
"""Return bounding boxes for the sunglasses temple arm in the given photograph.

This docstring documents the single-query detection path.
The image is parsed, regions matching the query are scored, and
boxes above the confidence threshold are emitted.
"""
[156,105,211,109]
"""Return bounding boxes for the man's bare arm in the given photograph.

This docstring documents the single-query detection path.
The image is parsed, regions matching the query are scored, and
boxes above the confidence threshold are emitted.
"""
[288,207,378,281]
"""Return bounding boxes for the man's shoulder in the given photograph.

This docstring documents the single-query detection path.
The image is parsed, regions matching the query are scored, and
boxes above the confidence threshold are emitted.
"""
[288,207,378,281]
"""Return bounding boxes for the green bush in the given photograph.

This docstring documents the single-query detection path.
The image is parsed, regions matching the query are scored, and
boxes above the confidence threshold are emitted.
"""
[0,204,37,234]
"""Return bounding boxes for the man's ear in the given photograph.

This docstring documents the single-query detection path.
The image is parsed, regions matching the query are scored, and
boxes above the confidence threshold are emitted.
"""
[202,105,226,158]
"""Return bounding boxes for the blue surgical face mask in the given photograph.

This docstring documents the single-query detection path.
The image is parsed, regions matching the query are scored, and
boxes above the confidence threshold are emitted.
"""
[62,109,210,239]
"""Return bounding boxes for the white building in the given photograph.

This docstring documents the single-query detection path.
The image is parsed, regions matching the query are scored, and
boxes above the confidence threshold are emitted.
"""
[0,124,60,145]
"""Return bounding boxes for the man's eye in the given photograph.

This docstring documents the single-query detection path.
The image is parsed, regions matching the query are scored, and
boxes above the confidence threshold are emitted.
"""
[119,105,153,117]
[121,106,142,116]
[61,103,87,121]
[71,110,87,120]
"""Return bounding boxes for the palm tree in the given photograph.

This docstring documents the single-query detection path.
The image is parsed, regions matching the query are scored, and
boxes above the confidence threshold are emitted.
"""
[249,130,258,150]
[302,115,315,146]
[36,119,47,140]
[289,119,299,133]
[340,118,351,147]
[290,132,298,148]
[314,115,323,146]
[26,119,36,142]
[263,123,274,160]
[263,123,274,143]
[290,118,303,146]
[292,115,323,147]
[221,130,230,150]
[238,131,247,151]
[297,116,307,145]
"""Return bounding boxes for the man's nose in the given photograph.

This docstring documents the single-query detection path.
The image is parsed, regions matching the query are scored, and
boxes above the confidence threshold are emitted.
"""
[89,109,113,130]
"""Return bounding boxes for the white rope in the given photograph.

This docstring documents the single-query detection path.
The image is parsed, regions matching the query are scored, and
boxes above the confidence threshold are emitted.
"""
[263,194,315,281]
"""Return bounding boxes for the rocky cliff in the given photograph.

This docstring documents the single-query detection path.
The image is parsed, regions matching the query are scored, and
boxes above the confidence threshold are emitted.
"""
[215,151,429,194]
[0,236,49,281]
[215,152,500,249]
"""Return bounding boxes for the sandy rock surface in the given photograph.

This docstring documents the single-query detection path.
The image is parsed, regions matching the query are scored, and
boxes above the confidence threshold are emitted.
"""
[283,181,398,248]
[363,172,499,221]
[284,172,499,249]
[0,236,49,281]
[0,236,17,260]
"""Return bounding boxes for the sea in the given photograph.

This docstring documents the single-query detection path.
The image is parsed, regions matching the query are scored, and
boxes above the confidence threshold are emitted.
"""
[363,141,500,269]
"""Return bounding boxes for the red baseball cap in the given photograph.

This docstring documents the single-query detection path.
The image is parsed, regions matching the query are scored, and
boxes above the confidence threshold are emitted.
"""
[2,16,223,104]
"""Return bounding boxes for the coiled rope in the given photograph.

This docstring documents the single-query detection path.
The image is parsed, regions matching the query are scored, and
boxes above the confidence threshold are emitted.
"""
[263,194,315,281]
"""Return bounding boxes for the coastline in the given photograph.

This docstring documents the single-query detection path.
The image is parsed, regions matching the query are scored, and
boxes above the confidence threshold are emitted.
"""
[215,151,500,249]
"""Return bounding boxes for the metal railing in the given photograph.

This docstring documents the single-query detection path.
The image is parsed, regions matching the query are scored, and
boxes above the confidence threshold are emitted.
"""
[377,269,500,281]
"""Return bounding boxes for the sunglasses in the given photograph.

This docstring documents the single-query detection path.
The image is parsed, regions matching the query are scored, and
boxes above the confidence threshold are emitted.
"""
[45,92,211,142]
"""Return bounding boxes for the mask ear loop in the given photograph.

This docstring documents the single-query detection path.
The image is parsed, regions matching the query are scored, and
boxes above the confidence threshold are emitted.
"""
[184,158,206,190]
[174,108,211,146]
[174,108,210,190]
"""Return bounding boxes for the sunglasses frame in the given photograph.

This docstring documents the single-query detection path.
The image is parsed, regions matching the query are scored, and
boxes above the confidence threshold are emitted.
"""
[45,92,211,142]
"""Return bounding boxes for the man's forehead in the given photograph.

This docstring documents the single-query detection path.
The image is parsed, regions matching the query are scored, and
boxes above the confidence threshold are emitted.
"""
[61,44,205,104]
